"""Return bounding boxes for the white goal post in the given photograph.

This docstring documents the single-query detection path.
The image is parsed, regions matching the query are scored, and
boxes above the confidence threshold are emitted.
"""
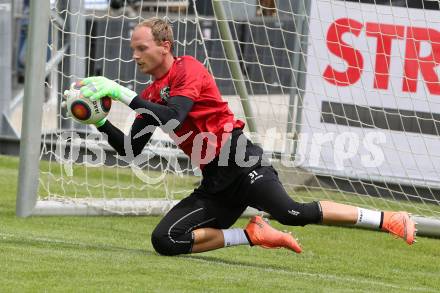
[16,0,440,237]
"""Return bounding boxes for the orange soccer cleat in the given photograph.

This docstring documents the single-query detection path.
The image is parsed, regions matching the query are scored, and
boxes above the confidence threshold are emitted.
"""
[245,216,302,253]
[381,211,417,245]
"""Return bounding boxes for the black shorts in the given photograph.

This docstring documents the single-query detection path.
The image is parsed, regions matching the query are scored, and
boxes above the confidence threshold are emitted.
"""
[150,165,321,255]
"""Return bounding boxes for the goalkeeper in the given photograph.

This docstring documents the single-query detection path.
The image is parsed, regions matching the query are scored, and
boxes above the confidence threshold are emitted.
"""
[77,18,416,255]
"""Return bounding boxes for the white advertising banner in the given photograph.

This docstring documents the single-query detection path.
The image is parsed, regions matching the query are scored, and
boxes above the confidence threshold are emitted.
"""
[298,0,440,187]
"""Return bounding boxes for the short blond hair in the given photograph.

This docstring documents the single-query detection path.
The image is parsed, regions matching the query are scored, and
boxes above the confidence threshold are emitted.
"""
[136,18,174,51]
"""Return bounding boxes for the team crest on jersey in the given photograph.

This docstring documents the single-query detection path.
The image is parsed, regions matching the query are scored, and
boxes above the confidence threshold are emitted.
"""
[160,86,170,103]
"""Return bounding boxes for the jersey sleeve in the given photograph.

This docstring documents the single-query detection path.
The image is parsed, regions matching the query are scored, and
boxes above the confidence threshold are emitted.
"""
[136,86,152,119]
[169,58,204,101]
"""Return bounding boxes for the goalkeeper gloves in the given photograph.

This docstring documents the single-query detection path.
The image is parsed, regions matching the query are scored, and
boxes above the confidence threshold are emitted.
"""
[80,76,137,106]
[62,85,108,128]
[94,117,107,128]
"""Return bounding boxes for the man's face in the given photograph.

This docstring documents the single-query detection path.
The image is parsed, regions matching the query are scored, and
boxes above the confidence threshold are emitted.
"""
[131,26,169,75]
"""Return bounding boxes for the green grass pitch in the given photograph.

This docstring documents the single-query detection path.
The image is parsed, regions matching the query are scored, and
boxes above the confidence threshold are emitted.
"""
[1,154,439,292]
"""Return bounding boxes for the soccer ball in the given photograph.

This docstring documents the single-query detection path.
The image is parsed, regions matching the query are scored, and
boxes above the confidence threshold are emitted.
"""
[65,82,112,125]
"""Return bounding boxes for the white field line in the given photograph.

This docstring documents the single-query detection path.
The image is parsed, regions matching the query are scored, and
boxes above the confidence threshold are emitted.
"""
[0,232,436,292]
[183,256,436,292]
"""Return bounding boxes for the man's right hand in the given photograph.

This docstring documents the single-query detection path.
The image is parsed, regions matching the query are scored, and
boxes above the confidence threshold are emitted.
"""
[80,76,137,106]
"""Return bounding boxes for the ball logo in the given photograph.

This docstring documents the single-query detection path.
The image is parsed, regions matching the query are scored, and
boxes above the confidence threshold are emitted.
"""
[71,100,91,121]
[92,100,100,114]
[100,97,112,113]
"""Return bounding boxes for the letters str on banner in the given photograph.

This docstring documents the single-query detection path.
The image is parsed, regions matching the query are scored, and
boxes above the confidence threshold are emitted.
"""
[298,0,440,187]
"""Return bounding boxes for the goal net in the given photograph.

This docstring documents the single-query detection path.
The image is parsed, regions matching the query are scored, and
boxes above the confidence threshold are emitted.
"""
[19,0,440,223]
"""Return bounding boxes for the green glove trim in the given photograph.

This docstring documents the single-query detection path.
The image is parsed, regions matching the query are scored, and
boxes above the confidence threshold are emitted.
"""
[80,76,137,105]
[95,117,107,128]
